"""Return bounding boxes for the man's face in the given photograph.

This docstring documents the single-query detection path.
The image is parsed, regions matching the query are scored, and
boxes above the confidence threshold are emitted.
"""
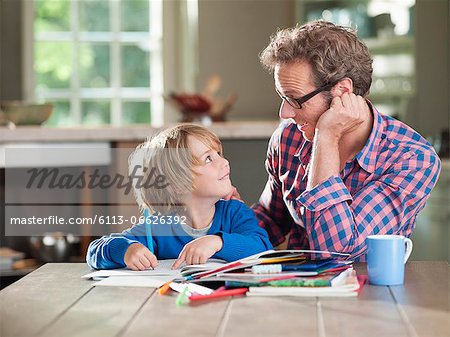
[274,61,330,142]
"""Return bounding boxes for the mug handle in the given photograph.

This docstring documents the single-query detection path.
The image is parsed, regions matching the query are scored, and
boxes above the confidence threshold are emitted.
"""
[404,238,413,263]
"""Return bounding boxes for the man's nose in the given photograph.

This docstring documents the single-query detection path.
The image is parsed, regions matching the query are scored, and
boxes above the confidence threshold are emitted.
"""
[279,101,296,119]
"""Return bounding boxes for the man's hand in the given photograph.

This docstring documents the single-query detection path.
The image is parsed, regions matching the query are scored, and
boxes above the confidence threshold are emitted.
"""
[306,93,370,190]
[124,243,158,271]
[316,93,367,141]
[223,186,243,202]
[172,235,223,269]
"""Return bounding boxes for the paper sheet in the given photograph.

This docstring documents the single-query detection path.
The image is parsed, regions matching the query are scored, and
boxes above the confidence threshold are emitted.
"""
[82,259,227,280]
[82,259,181,279]
[93,275,174,288]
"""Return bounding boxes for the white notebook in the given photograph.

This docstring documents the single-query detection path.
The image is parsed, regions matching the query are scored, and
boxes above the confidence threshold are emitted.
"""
[82,258,227,281]
[93,275,174,288]
[246,268,361,297]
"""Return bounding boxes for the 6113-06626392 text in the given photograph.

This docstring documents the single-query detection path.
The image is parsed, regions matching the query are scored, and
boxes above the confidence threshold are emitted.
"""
[9,215,188,226]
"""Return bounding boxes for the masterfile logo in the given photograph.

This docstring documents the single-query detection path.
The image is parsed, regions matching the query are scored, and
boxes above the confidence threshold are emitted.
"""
[25,165,169,194]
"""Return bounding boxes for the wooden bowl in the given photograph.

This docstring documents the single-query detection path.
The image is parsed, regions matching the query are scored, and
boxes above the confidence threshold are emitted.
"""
[0,102,53,125]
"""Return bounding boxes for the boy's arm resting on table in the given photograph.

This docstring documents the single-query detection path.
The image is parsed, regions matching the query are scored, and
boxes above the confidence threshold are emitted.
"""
[214,201,273,262]
[296,151,441,259]
[86,222,152,269]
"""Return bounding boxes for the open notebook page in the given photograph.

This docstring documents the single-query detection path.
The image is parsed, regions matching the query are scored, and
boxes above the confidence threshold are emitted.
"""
[82,258,227,280]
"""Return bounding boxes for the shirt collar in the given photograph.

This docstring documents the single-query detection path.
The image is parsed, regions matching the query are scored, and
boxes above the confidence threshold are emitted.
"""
[355,100,383,174]
[294,100,383,173]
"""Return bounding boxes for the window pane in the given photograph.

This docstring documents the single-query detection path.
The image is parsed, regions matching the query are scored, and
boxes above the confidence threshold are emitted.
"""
[121,45,150,87]
[122,102,151,125]
[35,0,70,32]
[79,0,110,32]
[82,101,110,125]
[121,0,149,32]
[35,42,72,89]
[44,101,73,126]
[33,0,162,127]
[80,43,110,88]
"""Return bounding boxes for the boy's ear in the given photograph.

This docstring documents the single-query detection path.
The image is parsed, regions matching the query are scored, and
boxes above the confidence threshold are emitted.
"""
[331,77,354,97]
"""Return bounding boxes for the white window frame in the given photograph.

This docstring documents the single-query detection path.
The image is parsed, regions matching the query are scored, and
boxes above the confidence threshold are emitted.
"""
[22,0,165,127]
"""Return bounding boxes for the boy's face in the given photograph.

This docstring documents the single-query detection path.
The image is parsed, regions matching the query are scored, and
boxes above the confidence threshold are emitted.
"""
[188,135,233,201]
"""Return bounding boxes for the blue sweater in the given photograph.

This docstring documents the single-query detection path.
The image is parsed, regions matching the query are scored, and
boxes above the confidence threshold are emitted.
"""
[87,199,273,269]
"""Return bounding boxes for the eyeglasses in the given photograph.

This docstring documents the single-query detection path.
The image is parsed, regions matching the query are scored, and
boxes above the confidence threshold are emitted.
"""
[276,82,336,109]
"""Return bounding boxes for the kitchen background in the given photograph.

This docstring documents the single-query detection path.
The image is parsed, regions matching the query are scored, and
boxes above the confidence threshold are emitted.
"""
[0,0,449,288]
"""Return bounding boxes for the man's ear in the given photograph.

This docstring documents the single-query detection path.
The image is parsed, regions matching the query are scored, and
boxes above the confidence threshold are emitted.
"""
[331,77,353,97]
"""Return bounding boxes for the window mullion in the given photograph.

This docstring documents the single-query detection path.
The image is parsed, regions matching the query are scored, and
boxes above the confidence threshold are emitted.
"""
[71,0,81,125]
[110,0,121,126]
[150,0,163,127]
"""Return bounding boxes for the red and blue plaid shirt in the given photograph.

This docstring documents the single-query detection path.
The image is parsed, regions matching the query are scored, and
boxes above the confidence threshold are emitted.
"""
[252,103,441,261]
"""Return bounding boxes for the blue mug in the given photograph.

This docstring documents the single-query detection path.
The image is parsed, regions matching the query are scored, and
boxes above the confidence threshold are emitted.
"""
[367,235,413,285]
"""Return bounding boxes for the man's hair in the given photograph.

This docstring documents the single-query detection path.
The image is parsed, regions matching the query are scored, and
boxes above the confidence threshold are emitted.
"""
[260,20,373,96]
[129,124,221,215]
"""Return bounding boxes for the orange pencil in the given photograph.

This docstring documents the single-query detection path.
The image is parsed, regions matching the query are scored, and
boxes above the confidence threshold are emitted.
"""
[158,281,172,295]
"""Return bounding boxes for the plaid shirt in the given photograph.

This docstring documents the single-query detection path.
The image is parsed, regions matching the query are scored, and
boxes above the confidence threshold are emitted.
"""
[253,103,441,261]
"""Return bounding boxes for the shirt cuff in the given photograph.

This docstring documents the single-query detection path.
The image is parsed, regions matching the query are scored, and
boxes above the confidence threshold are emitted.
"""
[297,175,352,211]
[213,232,245,262]
[108,237,140,265]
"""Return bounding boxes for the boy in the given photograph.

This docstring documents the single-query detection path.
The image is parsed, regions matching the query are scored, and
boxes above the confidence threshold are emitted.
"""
[87,124,272,270]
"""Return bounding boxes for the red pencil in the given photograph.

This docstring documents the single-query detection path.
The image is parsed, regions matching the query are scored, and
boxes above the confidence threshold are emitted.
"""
[188,288,248,302]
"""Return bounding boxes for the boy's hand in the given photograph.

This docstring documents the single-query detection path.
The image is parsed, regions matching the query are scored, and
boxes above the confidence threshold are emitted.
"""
[124,243,158,271]
[172,235,223,269]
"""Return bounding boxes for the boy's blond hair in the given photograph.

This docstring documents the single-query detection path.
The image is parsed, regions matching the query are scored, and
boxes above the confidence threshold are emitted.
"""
[129,124,222,215]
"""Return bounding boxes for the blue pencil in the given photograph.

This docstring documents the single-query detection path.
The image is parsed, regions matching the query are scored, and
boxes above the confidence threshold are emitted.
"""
[143,209,154,253]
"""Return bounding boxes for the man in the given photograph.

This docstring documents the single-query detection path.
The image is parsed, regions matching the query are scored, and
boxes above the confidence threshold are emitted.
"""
[251,21,441,261]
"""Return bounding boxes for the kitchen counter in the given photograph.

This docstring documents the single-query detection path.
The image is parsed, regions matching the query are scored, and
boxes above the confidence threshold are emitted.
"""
[0,121,280,143]
[1,121,448,169]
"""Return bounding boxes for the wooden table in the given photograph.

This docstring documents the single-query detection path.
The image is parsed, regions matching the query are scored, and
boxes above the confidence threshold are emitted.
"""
[0,262,448,337]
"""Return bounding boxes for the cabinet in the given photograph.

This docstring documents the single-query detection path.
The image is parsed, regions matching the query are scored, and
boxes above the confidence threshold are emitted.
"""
[296,0,416,121]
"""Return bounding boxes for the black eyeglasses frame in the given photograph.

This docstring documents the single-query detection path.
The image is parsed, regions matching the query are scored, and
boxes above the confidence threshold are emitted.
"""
[276,82,337,109]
